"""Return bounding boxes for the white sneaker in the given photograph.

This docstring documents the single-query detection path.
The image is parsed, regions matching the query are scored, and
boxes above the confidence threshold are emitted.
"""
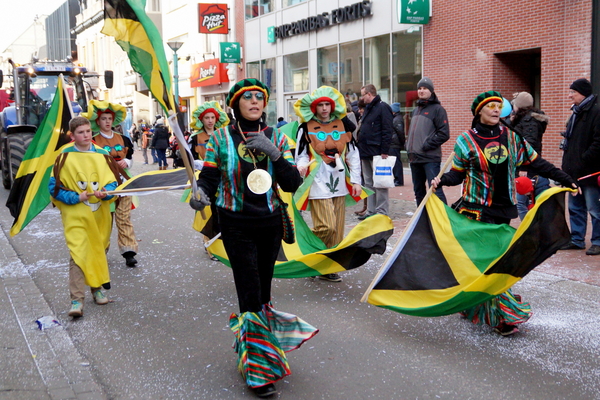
[68,300,83,317]
[92,290,109,305]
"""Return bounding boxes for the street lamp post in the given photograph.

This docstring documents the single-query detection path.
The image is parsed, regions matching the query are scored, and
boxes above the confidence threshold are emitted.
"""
[167,41,184,110]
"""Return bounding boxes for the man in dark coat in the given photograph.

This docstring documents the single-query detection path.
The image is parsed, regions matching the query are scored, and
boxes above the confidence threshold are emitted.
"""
[391,102,405,186]
[560,78,600,255]
[405,77,449,205]
[357,84,393,218]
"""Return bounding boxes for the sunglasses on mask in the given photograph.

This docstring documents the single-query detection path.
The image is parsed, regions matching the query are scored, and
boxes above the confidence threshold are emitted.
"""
[103,144,124,153]
[308,130,342,141]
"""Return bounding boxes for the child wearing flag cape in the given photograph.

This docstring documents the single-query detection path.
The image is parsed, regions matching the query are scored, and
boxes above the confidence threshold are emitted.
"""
[189,101,230,261]
[432,91,578,336]
[49,117,122,317]
[293,86,364,282]
[189,79,318,397]
[82,100,139,267]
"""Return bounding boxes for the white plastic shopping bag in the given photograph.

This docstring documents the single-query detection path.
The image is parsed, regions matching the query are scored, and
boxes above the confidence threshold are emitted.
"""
[372,155,396,188]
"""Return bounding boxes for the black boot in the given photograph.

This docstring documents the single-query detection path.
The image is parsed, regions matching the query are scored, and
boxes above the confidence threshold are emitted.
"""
[123,251,138,267]
[252,383,277,398]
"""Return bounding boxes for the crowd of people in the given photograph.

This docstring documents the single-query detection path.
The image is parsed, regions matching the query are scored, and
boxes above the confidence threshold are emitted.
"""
[46,76,598,397]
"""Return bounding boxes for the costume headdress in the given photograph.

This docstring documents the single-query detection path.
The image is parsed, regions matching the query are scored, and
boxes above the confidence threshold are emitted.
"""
[190,101,229,132]
[294,86,347,123]
[226,78,270,109]
[471,90,503,116]
[81,100,127,132]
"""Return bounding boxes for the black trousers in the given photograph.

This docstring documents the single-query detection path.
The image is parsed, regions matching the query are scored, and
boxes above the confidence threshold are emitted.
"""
[220,220,283,313]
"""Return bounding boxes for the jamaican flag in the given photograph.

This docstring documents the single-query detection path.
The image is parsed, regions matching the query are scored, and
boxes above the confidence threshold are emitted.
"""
[278,121,298,150]
[6,77,72,236]
[113,168,192,196]
[102,0,175,114]
[364,187,573,317]
[202,191,394,278]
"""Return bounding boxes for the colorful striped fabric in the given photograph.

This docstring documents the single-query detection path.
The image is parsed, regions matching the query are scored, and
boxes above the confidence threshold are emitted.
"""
[460,288,532,327]
[229,305,318,388]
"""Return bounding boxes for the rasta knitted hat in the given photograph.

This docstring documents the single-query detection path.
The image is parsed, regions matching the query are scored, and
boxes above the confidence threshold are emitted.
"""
[190,101,229,132]
[417,77,434,92]
[570,78,593,97]
[471,90,503,116]
[512,92,534,111]
[226,78,270,109]
[81,100,127,132]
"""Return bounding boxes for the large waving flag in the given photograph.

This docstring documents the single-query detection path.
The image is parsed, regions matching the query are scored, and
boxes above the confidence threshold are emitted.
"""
[6,77,72,236]
[102,0,175,114]
[204,191,394,278]
[363,187,573,317]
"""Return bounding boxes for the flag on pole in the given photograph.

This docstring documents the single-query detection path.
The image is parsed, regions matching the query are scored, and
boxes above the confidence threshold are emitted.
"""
[363,187,573,317]
[204,190,394,278]
[6,76,73,236]
[102,0,175,114]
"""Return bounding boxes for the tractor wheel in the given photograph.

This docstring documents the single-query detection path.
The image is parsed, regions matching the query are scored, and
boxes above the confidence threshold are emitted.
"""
[1,137,11,189]
[7,133,34,188]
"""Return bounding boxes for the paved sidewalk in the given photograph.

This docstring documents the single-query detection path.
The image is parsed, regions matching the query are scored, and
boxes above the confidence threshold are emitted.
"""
[0,230,106,399]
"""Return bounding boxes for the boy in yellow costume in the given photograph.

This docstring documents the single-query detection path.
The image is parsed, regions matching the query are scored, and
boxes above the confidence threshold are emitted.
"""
[49,117,122,317]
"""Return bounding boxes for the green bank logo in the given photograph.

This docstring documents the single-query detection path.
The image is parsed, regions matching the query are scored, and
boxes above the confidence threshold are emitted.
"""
[398,0,430,24]
[267,26,275,43]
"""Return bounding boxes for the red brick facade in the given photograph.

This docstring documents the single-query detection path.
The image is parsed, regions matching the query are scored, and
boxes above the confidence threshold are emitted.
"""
[423,0,592,166]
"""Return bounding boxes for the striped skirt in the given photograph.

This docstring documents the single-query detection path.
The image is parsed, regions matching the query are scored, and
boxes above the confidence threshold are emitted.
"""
[460,289,532,328]
[229,304,319,388]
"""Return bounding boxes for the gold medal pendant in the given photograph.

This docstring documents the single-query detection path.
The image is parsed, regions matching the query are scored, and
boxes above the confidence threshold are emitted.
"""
[247,169,272,194]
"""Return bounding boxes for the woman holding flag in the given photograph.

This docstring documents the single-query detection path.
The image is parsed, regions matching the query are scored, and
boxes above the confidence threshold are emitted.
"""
[432,91,578,336]
[188,78,318,397]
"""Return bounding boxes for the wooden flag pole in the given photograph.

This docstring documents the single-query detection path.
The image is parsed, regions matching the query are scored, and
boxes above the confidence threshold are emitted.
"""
[360,152,455,303]
[104,184,191,195]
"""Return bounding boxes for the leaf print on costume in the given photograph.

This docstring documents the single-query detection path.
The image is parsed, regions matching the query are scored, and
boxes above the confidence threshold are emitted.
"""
[325,173,339,194]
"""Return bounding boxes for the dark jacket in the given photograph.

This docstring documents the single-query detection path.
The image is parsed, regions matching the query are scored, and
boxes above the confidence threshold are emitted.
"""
[508,110,548,155]
[561,95,600,181]
[406,93,449,163]
[151,125,170,150]
[391,112,405,150]
[357,95,393,158]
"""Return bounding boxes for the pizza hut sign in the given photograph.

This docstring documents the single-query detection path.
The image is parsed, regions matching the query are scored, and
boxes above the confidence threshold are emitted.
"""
[199,3,229,34]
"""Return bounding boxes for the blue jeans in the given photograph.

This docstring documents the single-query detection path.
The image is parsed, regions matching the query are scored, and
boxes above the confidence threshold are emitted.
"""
[568,183,600,247]
[151,148,159,163]
[156,148,167,167]
[517,176,550,220]
[410,162,447,206]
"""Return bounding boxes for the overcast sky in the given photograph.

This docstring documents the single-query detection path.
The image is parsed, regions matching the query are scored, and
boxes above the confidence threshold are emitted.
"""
[0,0,66,53]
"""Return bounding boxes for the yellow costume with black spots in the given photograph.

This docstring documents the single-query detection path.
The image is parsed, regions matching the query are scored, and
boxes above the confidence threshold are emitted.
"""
[51,145,118,289]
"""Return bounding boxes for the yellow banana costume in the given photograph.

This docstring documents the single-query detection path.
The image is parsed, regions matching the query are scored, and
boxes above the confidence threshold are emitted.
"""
[51,145,119,289]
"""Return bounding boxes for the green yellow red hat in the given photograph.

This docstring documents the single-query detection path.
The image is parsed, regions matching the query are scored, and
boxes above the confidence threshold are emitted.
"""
[294,86,347,123]
[225,78,270,108]
[81,100,127,132]
[190,101,229,133]
[471,90,503,116]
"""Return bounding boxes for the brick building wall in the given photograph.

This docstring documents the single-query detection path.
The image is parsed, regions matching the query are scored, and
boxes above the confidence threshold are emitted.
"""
[423,0,592,166]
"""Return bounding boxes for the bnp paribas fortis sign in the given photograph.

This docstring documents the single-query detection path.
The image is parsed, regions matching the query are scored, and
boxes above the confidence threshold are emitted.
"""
[398,0,430,24]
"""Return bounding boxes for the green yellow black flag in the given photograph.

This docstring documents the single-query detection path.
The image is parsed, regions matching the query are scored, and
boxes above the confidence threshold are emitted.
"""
[6,77,72,236]
[202,191,395,278]
[363,187,573,317]
[102,0,175,114]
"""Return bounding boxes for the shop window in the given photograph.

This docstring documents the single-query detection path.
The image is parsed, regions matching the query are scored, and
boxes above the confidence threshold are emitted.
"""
[391,28,423,139]
[246,61,261,80]
[261,58,277,126]
[340,40,362,104]
[364,34,391,103]
[245,0,273,20]
[284,51,309,92]
[283,0,306,7]
[317,45,339,90]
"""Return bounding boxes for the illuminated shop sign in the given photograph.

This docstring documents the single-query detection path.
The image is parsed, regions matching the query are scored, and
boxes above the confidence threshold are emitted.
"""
[269,0,372,42]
